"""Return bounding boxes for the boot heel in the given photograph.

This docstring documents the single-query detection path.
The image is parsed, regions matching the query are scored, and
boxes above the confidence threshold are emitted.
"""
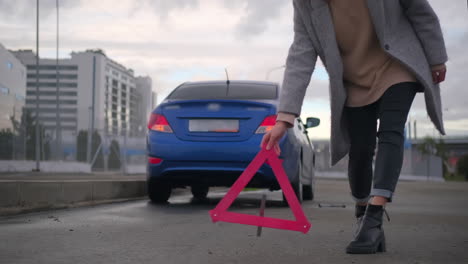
[378,238,386,252]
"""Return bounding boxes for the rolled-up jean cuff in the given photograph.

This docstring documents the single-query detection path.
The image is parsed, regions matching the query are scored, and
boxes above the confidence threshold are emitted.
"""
[370,188,393,202]
[351,194,370,203]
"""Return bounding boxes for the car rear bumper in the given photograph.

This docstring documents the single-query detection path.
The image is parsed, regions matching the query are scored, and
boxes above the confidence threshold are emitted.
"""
[146,131,289,188]
[147,131,286,162]
[147,159,279,188]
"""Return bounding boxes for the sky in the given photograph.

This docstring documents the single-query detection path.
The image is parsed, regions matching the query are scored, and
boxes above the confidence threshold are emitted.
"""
[0,0,467,139]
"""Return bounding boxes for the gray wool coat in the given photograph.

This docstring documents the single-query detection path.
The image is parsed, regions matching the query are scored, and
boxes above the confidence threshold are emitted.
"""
[277,0,448,166]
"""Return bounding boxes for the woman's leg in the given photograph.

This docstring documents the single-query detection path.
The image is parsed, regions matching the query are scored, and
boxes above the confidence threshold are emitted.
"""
[345,102,378,204]
[346,82,419,254]
[370,82,419,203]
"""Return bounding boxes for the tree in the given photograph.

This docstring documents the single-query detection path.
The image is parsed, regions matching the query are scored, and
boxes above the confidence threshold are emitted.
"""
[75,130,104,169]
[76,130,88,162]
[416,137,447,159]
[108,140,121,169]
[457,155,468,181]
[0,129,14,159]
[22,109,50,161]
[91,131,104,169]
[417,136,449,176]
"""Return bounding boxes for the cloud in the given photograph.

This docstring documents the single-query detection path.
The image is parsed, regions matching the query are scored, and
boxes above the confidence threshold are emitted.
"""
[0,0,81,20]
[130,0,199,21]
[0,0,466,139]
[229,0,288,40]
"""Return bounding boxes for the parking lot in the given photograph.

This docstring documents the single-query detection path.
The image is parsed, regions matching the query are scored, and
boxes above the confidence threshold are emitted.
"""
[1,178,468,264]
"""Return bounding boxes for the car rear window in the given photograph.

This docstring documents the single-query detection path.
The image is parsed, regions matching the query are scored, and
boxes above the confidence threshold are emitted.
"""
[167,83,277,100]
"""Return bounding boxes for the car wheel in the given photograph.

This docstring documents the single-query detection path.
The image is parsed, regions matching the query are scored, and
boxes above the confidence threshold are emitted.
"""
[147,179,172,204]
[191,185,209,200]
[283,161,303,205]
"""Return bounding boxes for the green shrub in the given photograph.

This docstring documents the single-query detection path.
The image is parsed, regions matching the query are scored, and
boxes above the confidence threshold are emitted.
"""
[456,155,468,181]
[108,140,121,169]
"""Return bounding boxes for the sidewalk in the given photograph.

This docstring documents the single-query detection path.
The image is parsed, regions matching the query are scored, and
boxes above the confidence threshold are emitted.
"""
[316,171,445,182]
[0,172,145,182]
[1,170,445,216]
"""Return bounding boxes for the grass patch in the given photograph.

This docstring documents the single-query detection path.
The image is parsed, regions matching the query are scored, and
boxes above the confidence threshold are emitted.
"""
[444,173,467,182]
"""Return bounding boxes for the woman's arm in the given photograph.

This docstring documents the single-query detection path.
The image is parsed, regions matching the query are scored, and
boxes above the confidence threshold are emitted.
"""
[277,0,318,118]
[399,0,448,66]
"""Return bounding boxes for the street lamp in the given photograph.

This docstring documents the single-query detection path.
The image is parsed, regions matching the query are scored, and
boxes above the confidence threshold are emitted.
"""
[265,65,285,81]
[34,0,40,171]
[55,0,62,160]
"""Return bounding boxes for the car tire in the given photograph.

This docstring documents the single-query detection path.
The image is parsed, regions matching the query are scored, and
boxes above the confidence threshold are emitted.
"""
[283,161,303,205]
[191,185,209,200]
[148,179,172,204]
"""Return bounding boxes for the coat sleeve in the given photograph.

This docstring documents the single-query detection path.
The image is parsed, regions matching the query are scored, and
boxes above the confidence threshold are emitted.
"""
[277,0,318,117]
[276,112,296,128]
[399,0,448,66]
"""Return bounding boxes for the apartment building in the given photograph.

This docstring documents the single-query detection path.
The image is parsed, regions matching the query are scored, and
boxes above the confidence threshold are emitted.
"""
[0,44,26,132]
[13,49,79,139]
[13,49,154,139]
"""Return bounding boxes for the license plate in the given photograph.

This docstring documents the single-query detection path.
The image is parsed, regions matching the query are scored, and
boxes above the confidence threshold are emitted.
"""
[189,119,239,132]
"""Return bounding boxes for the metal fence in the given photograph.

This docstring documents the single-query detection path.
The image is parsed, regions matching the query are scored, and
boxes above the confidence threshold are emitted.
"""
[0,126,147,174]
[313,140,444,181]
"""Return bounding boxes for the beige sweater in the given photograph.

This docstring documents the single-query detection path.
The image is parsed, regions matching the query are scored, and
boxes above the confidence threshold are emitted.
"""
[277,0,417,128]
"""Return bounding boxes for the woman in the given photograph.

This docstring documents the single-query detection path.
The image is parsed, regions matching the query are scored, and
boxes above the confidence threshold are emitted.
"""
[260,0,447,254]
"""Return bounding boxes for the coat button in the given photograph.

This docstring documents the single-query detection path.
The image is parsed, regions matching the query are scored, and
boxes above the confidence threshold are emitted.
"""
[384,44,390,50]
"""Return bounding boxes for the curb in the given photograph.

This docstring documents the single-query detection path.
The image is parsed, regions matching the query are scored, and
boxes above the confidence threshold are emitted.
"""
[0,180,147,216]
[315,172,445,182]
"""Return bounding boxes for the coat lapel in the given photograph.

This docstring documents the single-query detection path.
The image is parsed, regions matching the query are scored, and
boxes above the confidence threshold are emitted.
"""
[366,0,386,42]
[308,0,342,76]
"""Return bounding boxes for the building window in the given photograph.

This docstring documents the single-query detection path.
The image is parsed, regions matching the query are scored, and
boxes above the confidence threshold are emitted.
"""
[26,91,77,97]
[27,74,78,80]
[26,82,78,88]
[15,94,25,101]
[0,86,10,94]
[27,65,78,71]
[6,61,13,70]
[37,99,77,105]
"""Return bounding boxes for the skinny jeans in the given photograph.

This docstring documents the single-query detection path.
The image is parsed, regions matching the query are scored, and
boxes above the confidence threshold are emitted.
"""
[344,82,419,202]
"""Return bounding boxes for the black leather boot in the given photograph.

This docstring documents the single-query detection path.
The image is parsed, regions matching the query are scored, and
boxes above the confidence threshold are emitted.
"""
[353,204,367,237]
[346,204,387,254]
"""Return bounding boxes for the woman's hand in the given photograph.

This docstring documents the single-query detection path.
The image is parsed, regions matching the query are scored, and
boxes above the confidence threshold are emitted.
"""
[431,64,447,84]
[260,121,289,156]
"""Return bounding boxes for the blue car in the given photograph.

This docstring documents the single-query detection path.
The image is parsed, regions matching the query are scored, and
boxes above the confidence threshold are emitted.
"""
[146,80,320,203]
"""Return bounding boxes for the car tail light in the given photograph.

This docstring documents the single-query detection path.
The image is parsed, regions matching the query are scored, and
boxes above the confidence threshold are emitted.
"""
[148,157,163,164]
[255,114,277,134]
[148,113,173,133]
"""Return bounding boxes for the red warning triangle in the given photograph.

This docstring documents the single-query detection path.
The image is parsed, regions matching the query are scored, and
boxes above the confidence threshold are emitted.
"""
[209,147,311,234]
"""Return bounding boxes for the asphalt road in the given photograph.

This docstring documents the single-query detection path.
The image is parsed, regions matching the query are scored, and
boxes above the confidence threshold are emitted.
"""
[1,179,467,264]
